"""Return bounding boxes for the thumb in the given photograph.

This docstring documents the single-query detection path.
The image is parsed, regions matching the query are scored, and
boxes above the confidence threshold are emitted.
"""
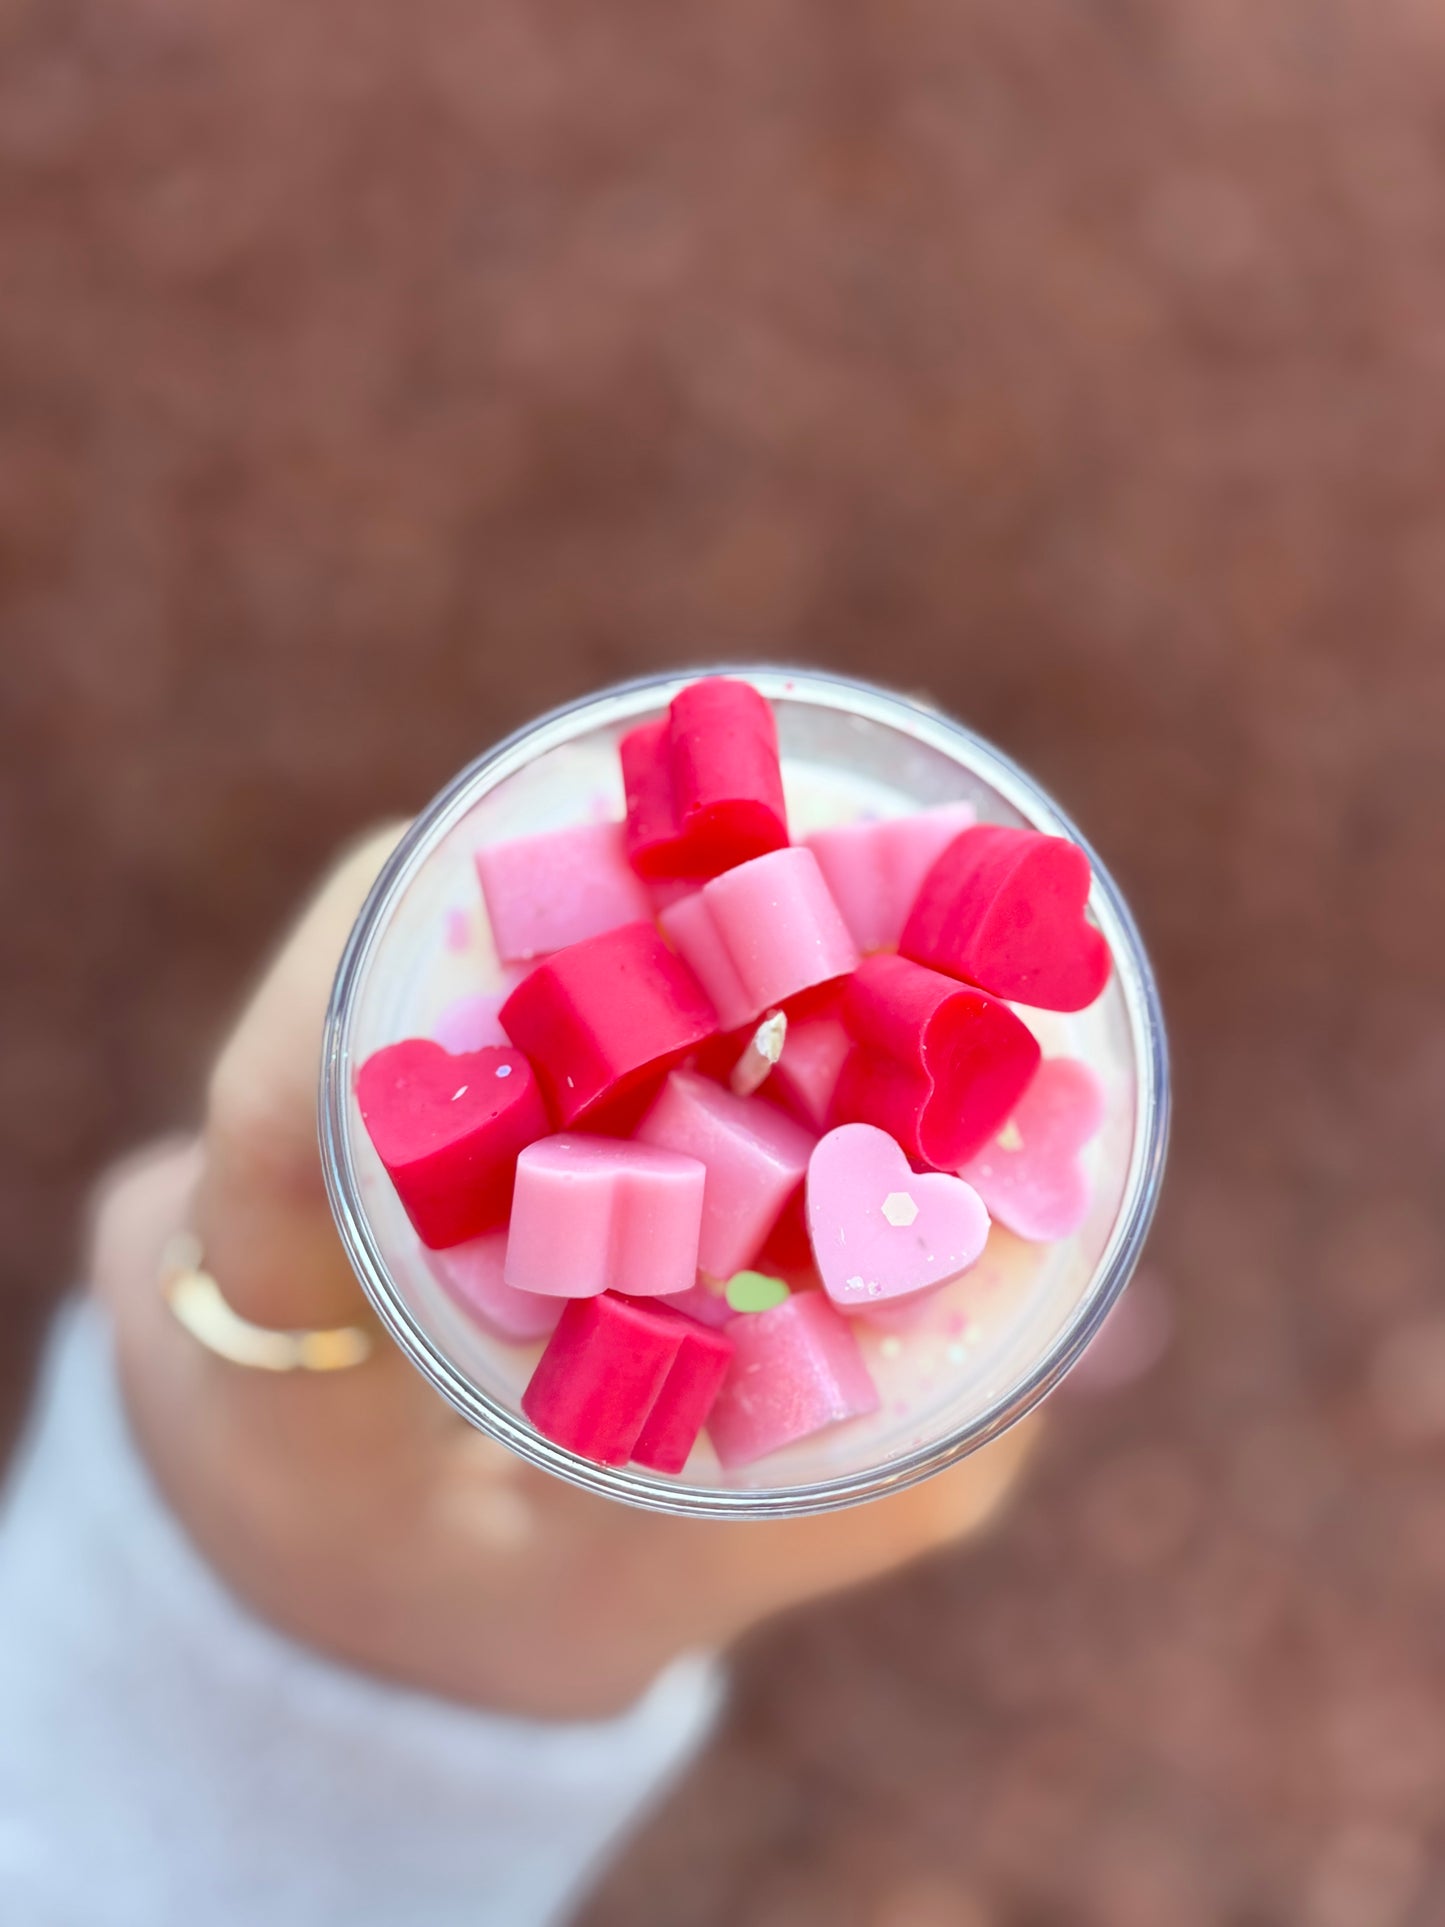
[196,823,407,1331]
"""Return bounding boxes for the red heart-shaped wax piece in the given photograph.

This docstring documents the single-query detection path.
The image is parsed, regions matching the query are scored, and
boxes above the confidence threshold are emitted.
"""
[901,824,1111,1012]
[831,953,1041,1170]
[357,1038,548,1249]
[619,677,789,881]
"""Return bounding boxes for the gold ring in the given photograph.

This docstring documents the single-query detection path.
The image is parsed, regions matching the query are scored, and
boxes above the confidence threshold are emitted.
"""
[160,1231,375,1372]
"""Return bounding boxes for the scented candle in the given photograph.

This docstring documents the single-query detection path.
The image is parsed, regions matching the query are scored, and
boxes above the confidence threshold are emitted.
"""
[322,669,1168,1516]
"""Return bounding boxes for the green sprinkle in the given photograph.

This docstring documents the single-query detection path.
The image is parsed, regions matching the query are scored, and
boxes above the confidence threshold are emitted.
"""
[724,1270,790,1314]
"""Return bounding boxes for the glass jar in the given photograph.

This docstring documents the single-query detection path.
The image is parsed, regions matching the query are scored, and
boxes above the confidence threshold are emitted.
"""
[320,667,1169,1518]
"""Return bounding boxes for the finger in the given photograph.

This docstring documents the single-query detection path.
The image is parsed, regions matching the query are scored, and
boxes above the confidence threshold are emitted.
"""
[693,1416,1040,1636]
[197,823,407,1329]
[89,1134,203,1324]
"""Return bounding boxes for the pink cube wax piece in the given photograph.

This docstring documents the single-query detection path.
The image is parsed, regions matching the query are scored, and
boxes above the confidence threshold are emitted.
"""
[635,1070,816,1281]
[769,1006,852,1132]
[426,1230,562,1342]
[659,848,859,1032]
[475,819,653,965]
[620,677,789,882]
[504,1135,705,1298]
[706,1292,881,1470]
[521,1294,686,1465]
[805,802,977,954]
[657,1280,735,1328]
[432,993,508,1054]
[499,921,717,1127]
[630,1313,735,1473]
[357,1040,549,1249]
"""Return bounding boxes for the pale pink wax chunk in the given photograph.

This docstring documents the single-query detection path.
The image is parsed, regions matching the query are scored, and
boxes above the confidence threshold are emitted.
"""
[657,1280,736,1329]
[706,1292,880,1469]
[426,1229,563,1342]
[475,819,653,965]
[958,1056,1106,1242]
[805,801,977,954]
[504,1135,706,1298]
[769,1007,851,1132]
[432,993,509,1055]
[635,1070,816,1280]
[659,848,859,1032]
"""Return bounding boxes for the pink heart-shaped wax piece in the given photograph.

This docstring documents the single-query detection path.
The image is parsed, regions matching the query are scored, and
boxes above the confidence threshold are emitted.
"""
[806,1123,990,1310]
[357,1038,548,1249]
[959,1057,1105,1241]
[901,824,1112,1012]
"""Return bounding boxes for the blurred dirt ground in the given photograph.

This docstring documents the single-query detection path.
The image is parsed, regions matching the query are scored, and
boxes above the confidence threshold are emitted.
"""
[2,1,1444,1921]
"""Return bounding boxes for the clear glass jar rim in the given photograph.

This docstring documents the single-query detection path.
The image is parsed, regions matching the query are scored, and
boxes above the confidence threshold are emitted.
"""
[320,665,1171,1519]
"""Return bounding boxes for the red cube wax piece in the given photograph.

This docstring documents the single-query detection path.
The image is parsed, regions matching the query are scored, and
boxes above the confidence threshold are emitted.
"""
[755,1185,816,1282]
[499,922,718,1127]
[522,1294,684,1466]
[900,824,1112,1012]
[356,1040,548,1249]
[620,677,789,881]
[831,953,1041,1170]
[630,1313,734,1474]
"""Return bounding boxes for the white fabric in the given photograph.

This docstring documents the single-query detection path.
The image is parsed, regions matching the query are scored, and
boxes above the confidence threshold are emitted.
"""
[0,1304,723,1926]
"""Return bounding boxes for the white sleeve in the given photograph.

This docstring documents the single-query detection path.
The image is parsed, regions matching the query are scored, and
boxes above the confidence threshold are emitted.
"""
[0,1302,723,1927]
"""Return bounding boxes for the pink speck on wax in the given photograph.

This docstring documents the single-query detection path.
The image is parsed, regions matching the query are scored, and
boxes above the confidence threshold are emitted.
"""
[445,907,471,953]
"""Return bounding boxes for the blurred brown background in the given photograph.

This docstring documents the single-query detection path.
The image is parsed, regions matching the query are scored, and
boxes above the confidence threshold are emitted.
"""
[3,1,1444,1921]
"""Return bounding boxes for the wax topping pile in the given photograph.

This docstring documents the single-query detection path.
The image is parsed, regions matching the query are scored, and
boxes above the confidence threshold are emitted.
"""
[358,677,1111,1474]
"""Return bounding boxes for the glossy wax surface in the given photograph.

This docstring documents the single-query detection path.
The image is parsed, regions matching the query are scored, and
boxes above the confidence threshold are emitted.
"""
[323,670,1165,1516]
[504,1135,706,1299]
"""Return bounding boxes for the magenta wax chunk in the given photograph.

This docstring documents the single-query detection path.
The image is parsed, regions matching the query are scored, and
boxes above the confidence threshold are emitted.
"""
[630,1313,735,1473]
[659,848,859,1032]
[831,953,1041,1170]
[521,1294,685,1466]
[901,823,1112,1012]
[499,921,717,1127]
[805,802,977,954]
[635,1070,816,1280]
[706,1293,880,1470]
[426,1229,563,1342]
[475,819,653,965]
[620,677,789,881]
[504,1135,706,1298]
[356,1039,549,1249]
